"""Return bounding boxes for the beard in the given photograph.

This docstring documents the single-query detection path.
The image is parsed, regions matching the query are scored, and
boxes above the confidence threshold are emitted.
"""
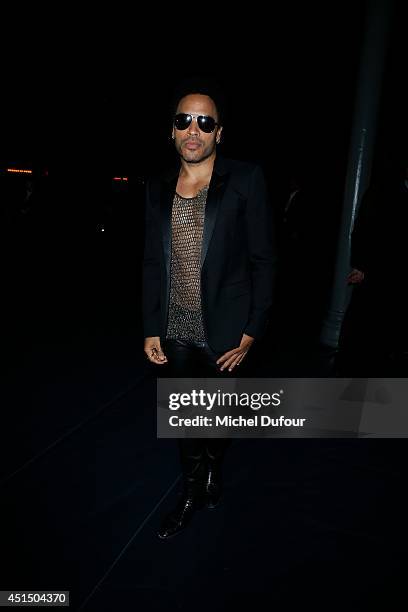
[176,139,216,164]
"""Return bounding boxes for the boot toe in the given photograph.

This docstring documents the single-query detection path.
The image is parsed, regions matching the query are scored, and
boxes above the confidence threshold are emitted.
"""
[157,496,198,539]
[157,518,182,539]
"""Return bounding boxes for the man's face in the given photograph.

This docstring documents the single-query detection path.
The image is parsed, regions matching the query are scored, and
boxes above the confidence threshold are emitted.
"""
[172,94,223,164]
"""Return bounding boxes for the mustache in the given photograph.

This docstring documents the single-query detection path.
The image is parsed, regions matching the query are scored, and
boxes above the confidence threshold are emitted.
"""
[182,138,203,145]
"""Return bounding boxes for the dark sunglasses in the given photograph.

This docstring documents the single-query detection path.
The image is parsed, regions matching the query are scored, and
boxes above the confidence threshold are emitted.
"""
[174,113,219,133]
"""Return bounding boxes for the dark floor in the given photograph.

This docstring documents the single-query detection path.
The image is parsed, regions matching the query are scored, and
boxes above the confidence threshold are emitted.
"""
[1,236,407,611]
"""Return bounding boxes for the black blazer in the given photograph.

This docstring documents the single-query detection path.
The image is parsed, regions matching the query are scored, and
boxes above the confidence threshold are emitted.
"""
[142,155,277,352]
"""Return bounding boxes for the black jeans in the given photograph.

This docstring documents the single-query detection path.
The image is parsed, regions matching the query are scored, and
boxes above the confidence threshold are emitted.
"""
[157,338,250,492]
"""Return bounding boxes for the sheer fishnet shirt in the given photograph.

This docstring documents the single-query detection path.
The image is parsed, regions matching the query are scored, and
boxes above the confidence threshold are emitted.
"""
[166,186,209,342]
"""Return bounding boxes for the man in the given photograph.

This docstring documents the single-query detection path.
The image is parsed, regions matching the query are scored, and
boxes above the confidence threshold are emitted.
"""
[142,78,277,539]
[338,158,408,375]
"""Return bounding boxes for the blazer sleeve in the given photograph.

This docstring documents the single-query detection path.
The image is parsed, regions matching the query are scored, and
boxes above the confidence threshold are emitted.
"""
[244,165,278,339]
[142,179,162,338]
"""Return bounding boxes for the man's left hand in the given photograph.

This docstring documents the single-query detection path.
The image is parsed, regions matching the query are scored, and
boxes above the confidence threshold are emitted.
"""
[216,333,255,372]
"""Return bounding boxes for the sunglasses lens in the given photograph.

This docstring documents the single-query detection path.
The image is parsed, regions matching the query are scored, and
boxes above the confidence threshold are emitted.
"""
[197,116,216,133]
[174,113,217,133]
[174,113,191,130]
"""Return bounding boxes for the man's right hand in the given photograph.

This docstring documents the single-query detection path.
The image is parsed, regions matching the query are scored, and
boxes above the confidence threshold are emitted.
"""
[347,268,365,284]
[144,337,168,364]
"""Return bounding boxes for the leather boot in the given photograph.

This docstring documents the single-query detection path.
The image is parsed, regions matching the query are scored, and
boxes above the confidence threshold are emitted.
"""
[204,440,227,509]
[205,461,222,509]
[157,441,206,540]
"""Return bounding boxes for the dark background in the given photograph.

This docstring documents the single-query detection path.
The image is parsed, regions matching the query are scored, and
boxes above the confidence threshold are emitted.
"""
[3,2,406,171]
[1,0,407,357]
[1,2,408,610]
[0,3,379,338]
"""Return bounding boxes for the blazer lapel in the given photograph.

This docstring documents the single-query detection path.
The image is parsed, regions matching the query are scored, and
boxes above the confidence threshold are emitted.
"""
[159,156,230,275]
[200,170,229,268]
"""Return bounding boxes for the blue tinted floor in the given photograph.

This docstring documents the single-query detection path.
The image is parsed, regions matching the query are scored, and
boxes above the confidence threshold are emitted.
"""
[1,320,407,612]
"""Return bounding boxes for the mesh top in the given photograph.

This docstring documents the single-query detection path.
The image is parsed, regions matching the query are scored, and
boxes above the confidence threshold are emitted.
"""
[166,186,209,342]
